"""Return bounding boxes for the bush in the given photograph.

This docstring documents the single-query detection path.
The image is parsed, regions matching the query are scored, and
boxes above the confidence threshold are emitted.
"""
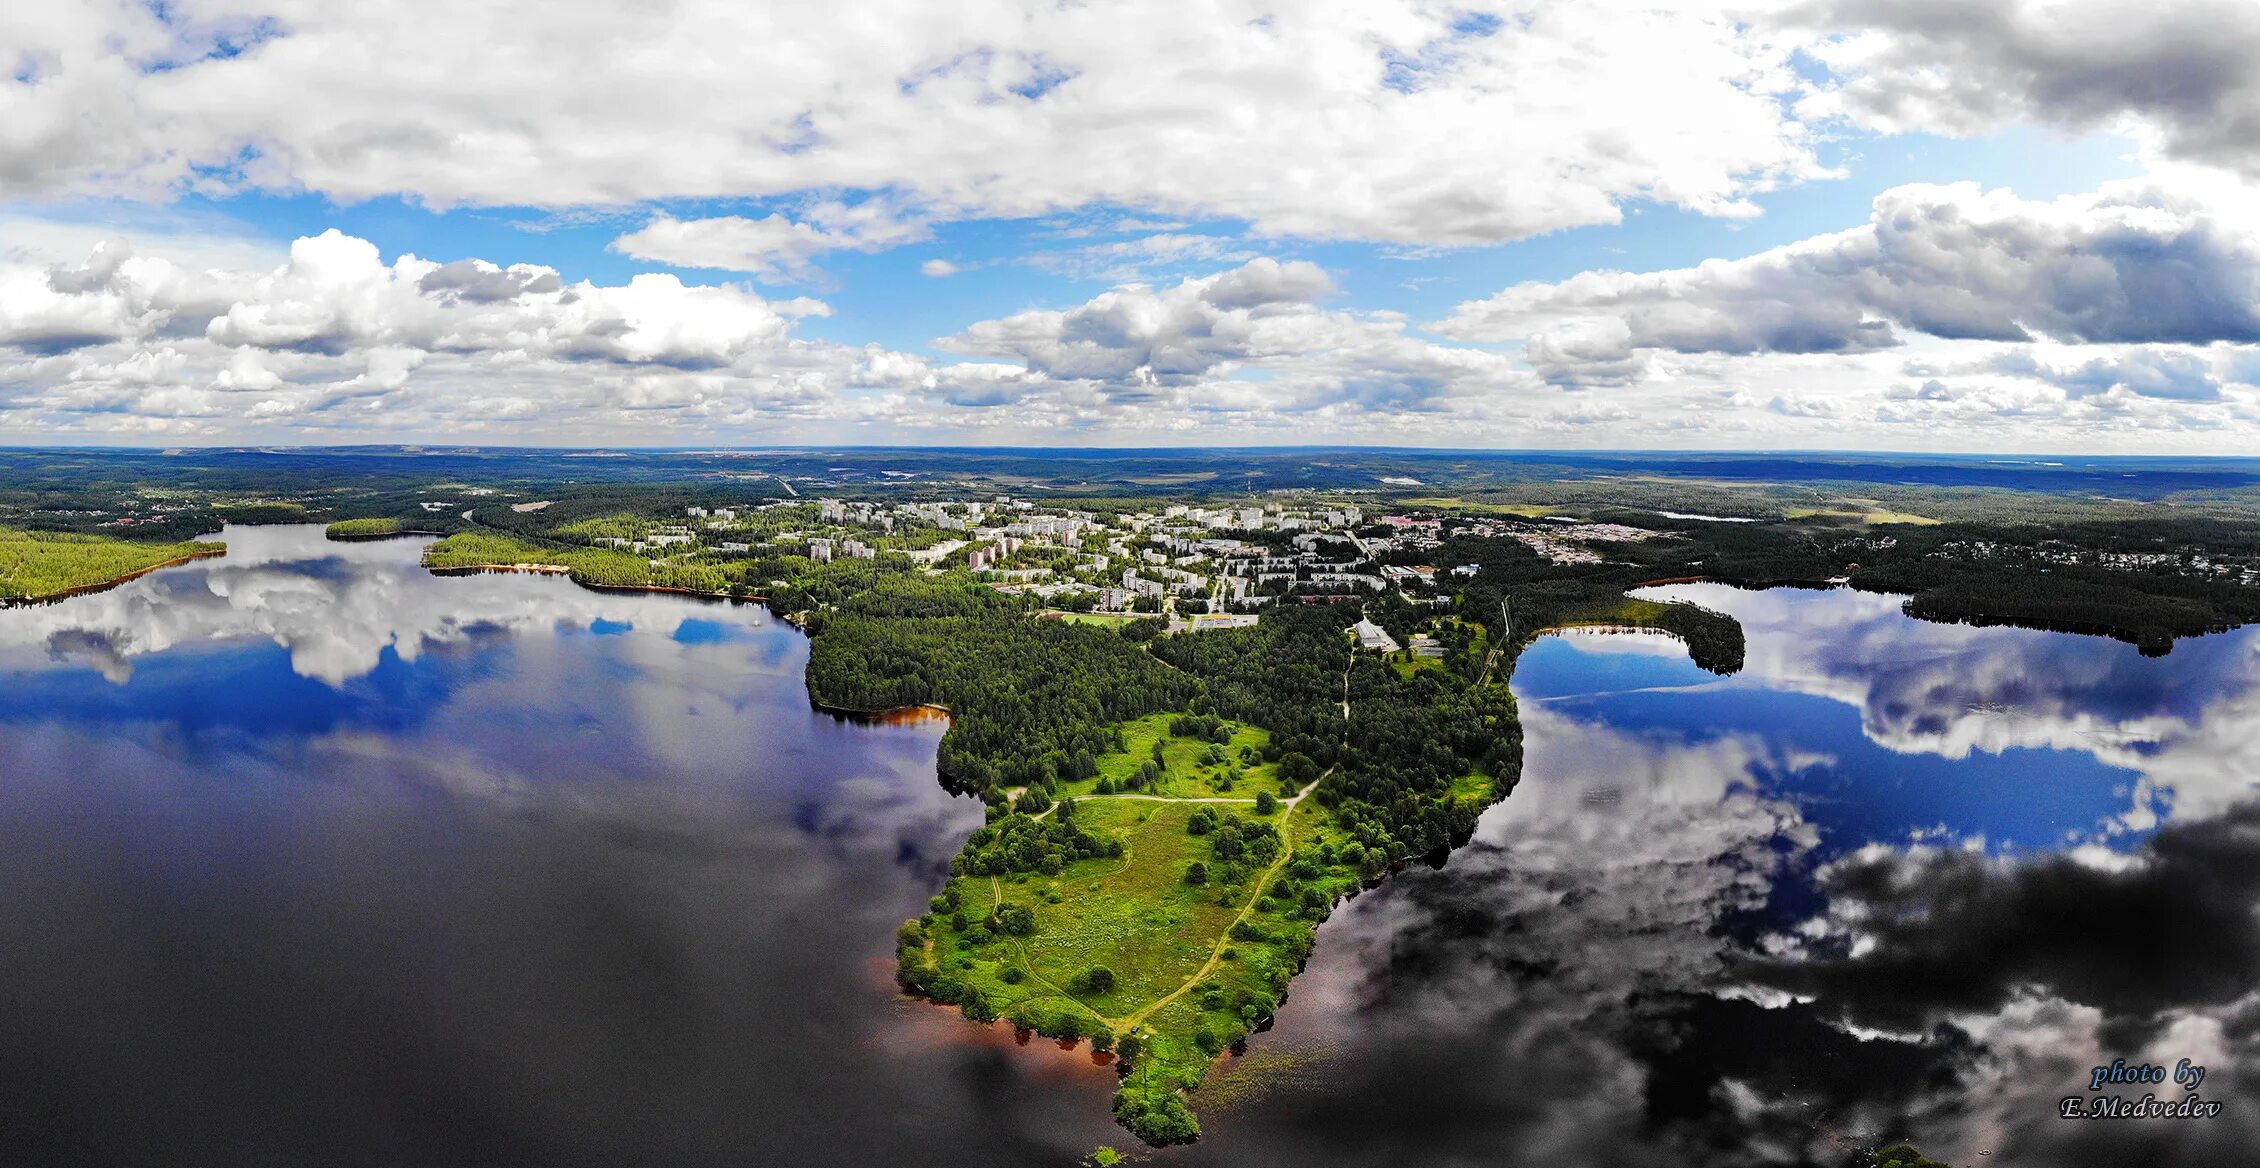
[1114,1093,1199,1146]
[994,904,1037,935]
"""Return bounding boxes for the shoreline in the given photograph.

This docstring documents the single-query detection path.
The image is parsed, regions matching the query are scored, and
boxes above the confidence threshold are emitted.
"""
[328,529,447,542]
[808,699,954,726]
[422,561,765,604]
[0,545,227,607]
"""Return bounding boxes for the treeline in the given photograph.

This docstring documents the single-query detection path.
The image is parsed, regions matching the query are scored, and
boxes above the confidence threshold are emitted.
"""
[803,574,1196,796]
[1440,507,2260,663]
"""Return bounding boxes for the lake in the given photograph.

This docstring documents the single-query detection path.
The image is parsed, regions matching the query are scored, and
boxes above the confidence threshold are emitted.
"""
[2,531,2255,1166]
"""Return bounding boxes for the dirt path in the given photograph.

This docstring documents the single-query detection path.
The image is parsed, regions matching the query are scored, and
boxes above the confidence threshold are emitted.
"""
[1112,766,1331,1032]
[1114,661,1346,1031]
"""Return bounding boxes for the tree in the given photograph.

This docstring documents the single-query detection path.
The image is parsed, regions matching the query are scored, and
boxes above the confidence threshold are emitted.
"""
[1254,791,1277,815]
[1185,861,1209,886]
[995,903,1037,936]
[1082,965,1117,994]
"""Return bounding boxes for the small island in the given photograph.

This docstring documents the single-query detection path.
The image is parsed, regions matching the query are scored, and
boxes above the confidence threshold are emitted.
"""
[324,517,429,540]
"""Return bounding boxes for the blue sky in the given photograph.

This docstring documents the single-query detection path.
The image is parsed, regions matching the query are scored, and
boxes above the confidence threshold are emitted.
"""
[2,1,2257,450]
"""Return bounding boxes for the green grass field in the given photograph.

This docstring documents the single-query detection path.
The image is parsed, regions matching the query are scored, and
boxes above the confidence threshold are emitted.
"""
[988,802,1240,1017]
[0,528,219,601]
[904,785,1369,1143]
[1049,611,1139,628]
[1058,712,1286,800]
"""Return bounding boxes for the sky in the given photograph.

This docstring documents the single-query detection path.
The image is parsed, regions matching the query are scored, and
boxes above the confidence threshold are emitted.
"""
[4,1,2260,451]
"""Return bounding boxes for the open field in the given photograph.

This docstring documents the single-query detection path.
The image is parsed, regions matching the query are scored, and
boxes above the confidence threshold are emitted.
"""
[1061,712,1287,800]
[995,802,1239,1021]
[1399,496,1557,517]
[1047,611,1141,628]
[1785,506,1943,525]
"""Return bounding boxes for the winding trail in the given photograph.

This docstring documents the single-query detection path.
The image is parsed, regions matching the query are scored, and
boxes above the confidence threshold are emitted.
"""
[1112,765,1331,1033]
[1113,654,1351,1032]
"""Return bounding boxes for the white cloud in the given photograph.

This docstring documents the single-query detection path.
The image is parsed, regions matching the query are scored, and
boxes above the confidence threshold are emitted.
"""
[1791,0,2260,177]
[609,200,930,282]
[1438,181,2260,370]
[6,223,2260,451]
[0,1,1826,245]
[933,257,1528,415]
[918,259,959,278]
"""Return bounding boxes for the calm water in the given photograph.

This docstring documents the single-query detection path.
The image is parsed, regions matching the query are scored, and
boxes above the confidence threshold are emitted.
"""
[3,532,2257,1166]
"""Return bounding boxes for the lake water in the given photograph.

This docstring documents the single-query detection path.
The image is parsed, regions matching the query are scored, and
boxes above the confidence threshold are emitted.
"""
[3,531,2256,1166]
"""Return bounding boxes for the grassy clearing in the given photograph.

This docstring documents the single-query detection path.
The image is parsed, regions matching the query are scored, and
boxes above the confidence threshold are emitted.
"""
[0,527,218,601]
[1400,496,1557,517]
[1050,611,1140,628]
[900,788,1370,1144]
[1062,712,1286,800]
[1387,651,1447,678]
[1786,506,1942,525]
[1004,803,1237,1013]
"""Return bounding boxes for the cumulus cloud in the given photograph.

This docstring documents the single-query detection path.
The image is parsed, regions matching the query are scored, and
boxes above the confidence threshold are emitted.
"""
[0,228,886,438]
[1439,181,2260,362]
[1989,347,2228,402]
[1794,0,2260,177]
[0,236,1551,442]
[1754,803,2260,1033]
[937,257,1526,412]
[609,200,930,282]
[6,219,2256,449]
[0,1,1827,245]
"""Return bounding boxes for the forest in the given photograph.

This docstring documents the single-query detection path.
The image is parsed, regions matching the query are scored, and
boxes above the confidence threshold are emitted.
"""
[0,527,221,602]
[801,574,1197,795]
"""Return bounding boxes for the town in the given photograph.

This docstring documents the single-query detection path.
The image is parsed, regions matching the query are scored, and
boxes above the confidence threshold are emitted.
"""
[551,493,1639,660]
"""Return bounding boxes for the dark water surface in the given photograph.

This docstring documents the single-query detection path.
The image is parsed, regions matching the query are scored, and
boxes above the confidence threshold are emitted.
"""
[4,531,2257,1166]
